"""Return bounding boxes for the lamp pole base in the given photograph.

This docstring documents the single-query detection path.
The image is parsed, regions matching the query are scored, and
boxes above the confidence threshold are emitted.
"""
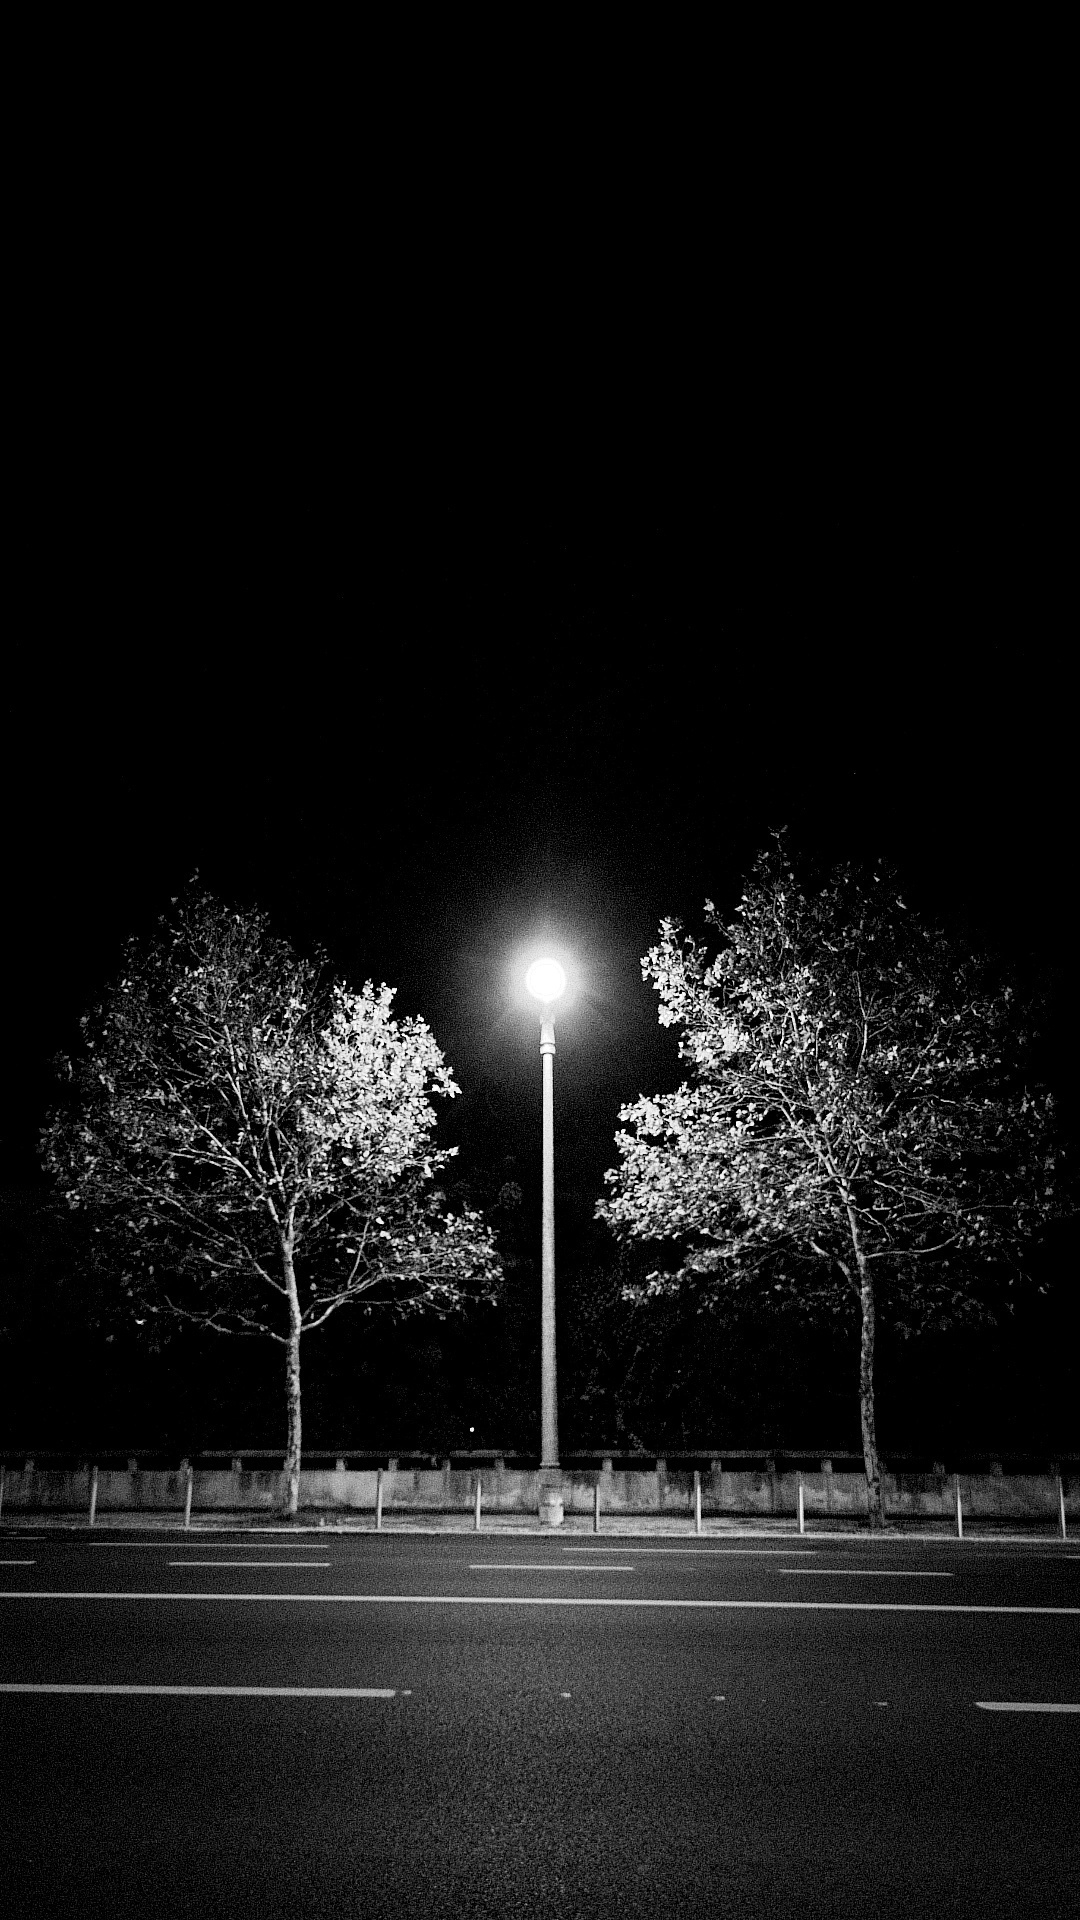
[537,1465,564,1528]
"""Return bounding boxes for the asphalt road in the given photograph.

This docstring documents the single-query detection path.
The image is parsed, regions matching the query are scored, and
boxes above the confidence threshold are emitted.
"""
[1,1530,1077,1919]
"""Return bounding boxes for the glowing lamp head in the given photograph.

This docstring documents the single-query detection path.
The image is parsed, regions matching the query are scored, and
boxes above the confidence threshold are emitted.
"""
[525,958,567,1004]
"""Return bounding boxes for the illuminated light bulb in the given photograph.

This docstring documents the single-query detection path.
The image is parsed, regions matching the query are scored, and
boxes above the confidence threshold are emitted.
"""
[525,958,567,1003]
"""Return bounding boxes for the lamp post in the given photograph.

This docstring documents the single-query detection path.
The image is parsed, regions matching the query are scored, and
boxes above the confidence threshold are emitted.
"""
[525,957,566,1523]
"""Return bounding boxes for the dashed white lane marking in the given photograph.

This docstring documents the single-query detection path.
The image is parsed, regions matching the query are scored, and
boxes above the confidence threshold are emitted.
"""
[168,1561,332,1569]
[469,1564,636,1573]
[0,1683,395,1698]
[0,1561,35,1567]
[2,1593,1077,1615]
[976,1701,1080,1713]
[776,1568,953,1578]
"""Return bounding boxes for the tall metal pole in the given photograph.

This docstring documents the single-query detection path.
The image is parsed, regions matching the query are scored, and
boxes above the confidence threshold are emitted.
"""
[540,1016,558,1468]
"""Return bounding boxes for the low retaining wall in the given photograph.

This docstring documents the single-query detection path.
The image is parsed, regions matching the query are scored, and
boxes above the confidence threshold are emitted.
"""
[1,1458,1076,1528]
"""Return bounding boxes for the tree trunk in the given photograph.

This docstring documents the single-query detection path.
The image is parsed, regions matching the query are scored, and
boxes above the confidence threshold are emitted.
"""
[858,1268,885,1530]
[841,1196,885,1531]
[284,1321,302,1516]
[282,1236,302,1517]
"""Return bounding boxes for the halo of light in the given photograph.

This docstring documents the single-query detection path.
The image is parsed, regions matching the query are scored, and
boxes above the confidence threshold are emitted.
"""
[525,957,567,1003]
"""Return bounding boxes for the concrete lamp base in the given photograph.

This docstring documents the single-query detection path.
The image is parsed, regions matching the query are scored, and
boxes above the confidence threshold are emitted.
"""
[537,1469,564,1528]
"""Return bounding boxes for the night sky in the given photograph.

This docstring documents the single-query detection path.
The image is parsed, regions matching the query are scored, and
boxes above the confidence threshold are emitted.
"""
[3,456,1074,1451]
[7,479,1073,1188]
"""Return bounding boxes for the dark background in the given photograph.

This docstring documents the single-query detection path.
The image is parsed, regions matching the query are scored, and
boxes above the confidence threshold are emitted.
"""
[2,101,1074,1459]
[3,480,1074,1461]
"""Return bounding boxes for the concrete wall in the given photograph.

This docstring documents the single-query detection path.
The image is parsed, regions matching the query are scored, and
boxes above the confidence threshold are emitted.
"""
[1,1459,1076,1523]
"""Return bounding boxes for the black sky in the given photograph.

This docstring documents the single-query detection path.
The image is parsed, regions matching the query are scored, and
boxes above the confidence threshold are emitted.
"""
[2,67,1074,1463]
[5,460,1073,1261]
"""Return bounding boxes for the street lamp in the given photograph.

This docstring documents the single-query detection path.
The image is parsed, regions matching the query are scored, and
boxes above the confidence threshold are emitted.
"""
[525,957,566,1519]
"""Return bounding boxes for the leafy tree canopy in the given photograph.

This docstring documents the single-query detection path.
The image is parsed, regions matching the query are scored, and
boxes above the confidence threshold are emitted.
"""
[596,836,1072,1521]
[42,886,502,1343]
[599,837,1065,1315]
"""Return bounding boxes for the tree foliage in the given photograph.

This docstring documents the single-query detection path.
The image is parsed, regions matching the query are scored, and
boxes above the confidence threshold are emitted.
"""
[41,888,501,1502]
[597,836,1071,1521]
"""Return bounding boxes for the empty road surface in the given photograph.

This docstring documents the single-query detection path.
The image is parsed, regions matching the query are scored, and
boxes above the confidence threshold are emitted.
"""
[1,1529,1077,1918]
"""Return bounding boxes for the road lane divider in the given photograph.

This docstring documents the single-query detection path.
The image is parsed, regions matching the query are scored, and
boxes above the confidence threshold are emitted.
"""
[0,1683,396,1698]
[167,1561,332,1569]
[976,1701,1080,1713]
[0,1560,35,1567]
[2,1592,1077,1614]
[469,1564,636,1573]
[564,1547,821,1557]
[776,1568,953,1577]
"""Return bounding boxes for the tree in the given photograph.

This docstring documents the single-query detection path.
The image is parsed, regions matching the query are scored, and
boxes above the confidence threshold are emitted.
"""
[42,888,501,1512]
[597,838,1070,1527]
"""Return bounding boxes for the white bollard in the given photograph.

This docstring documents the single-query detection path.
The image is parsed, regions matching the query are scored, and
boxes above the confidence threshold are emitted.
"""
[474,1473,482,1532]
[955,1474,963,1540]
[375,1468,384,1532]
[798,1472,805,1536]
[694,1470,702,1536]
[183,1466,193,1531]
[89,1464,99,1529]
[593,1480,601,1535]
[1059,1474,1067,1542]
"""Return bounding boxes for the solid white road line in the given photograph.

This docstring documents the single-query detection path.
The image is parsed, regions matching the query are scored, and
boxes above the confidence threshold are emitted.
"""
[168,1561,332,1569]
[2,1592,1077,1614]
[0,1683,395,1698]
[568,1543,1075,1556]
[91,1541,329,1549]
[469,1564,636,1573]
[976,1701,1080,1713]
[565,1547,820,1557]
[0,1561,35,1567]
[776,1568,953,1577]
